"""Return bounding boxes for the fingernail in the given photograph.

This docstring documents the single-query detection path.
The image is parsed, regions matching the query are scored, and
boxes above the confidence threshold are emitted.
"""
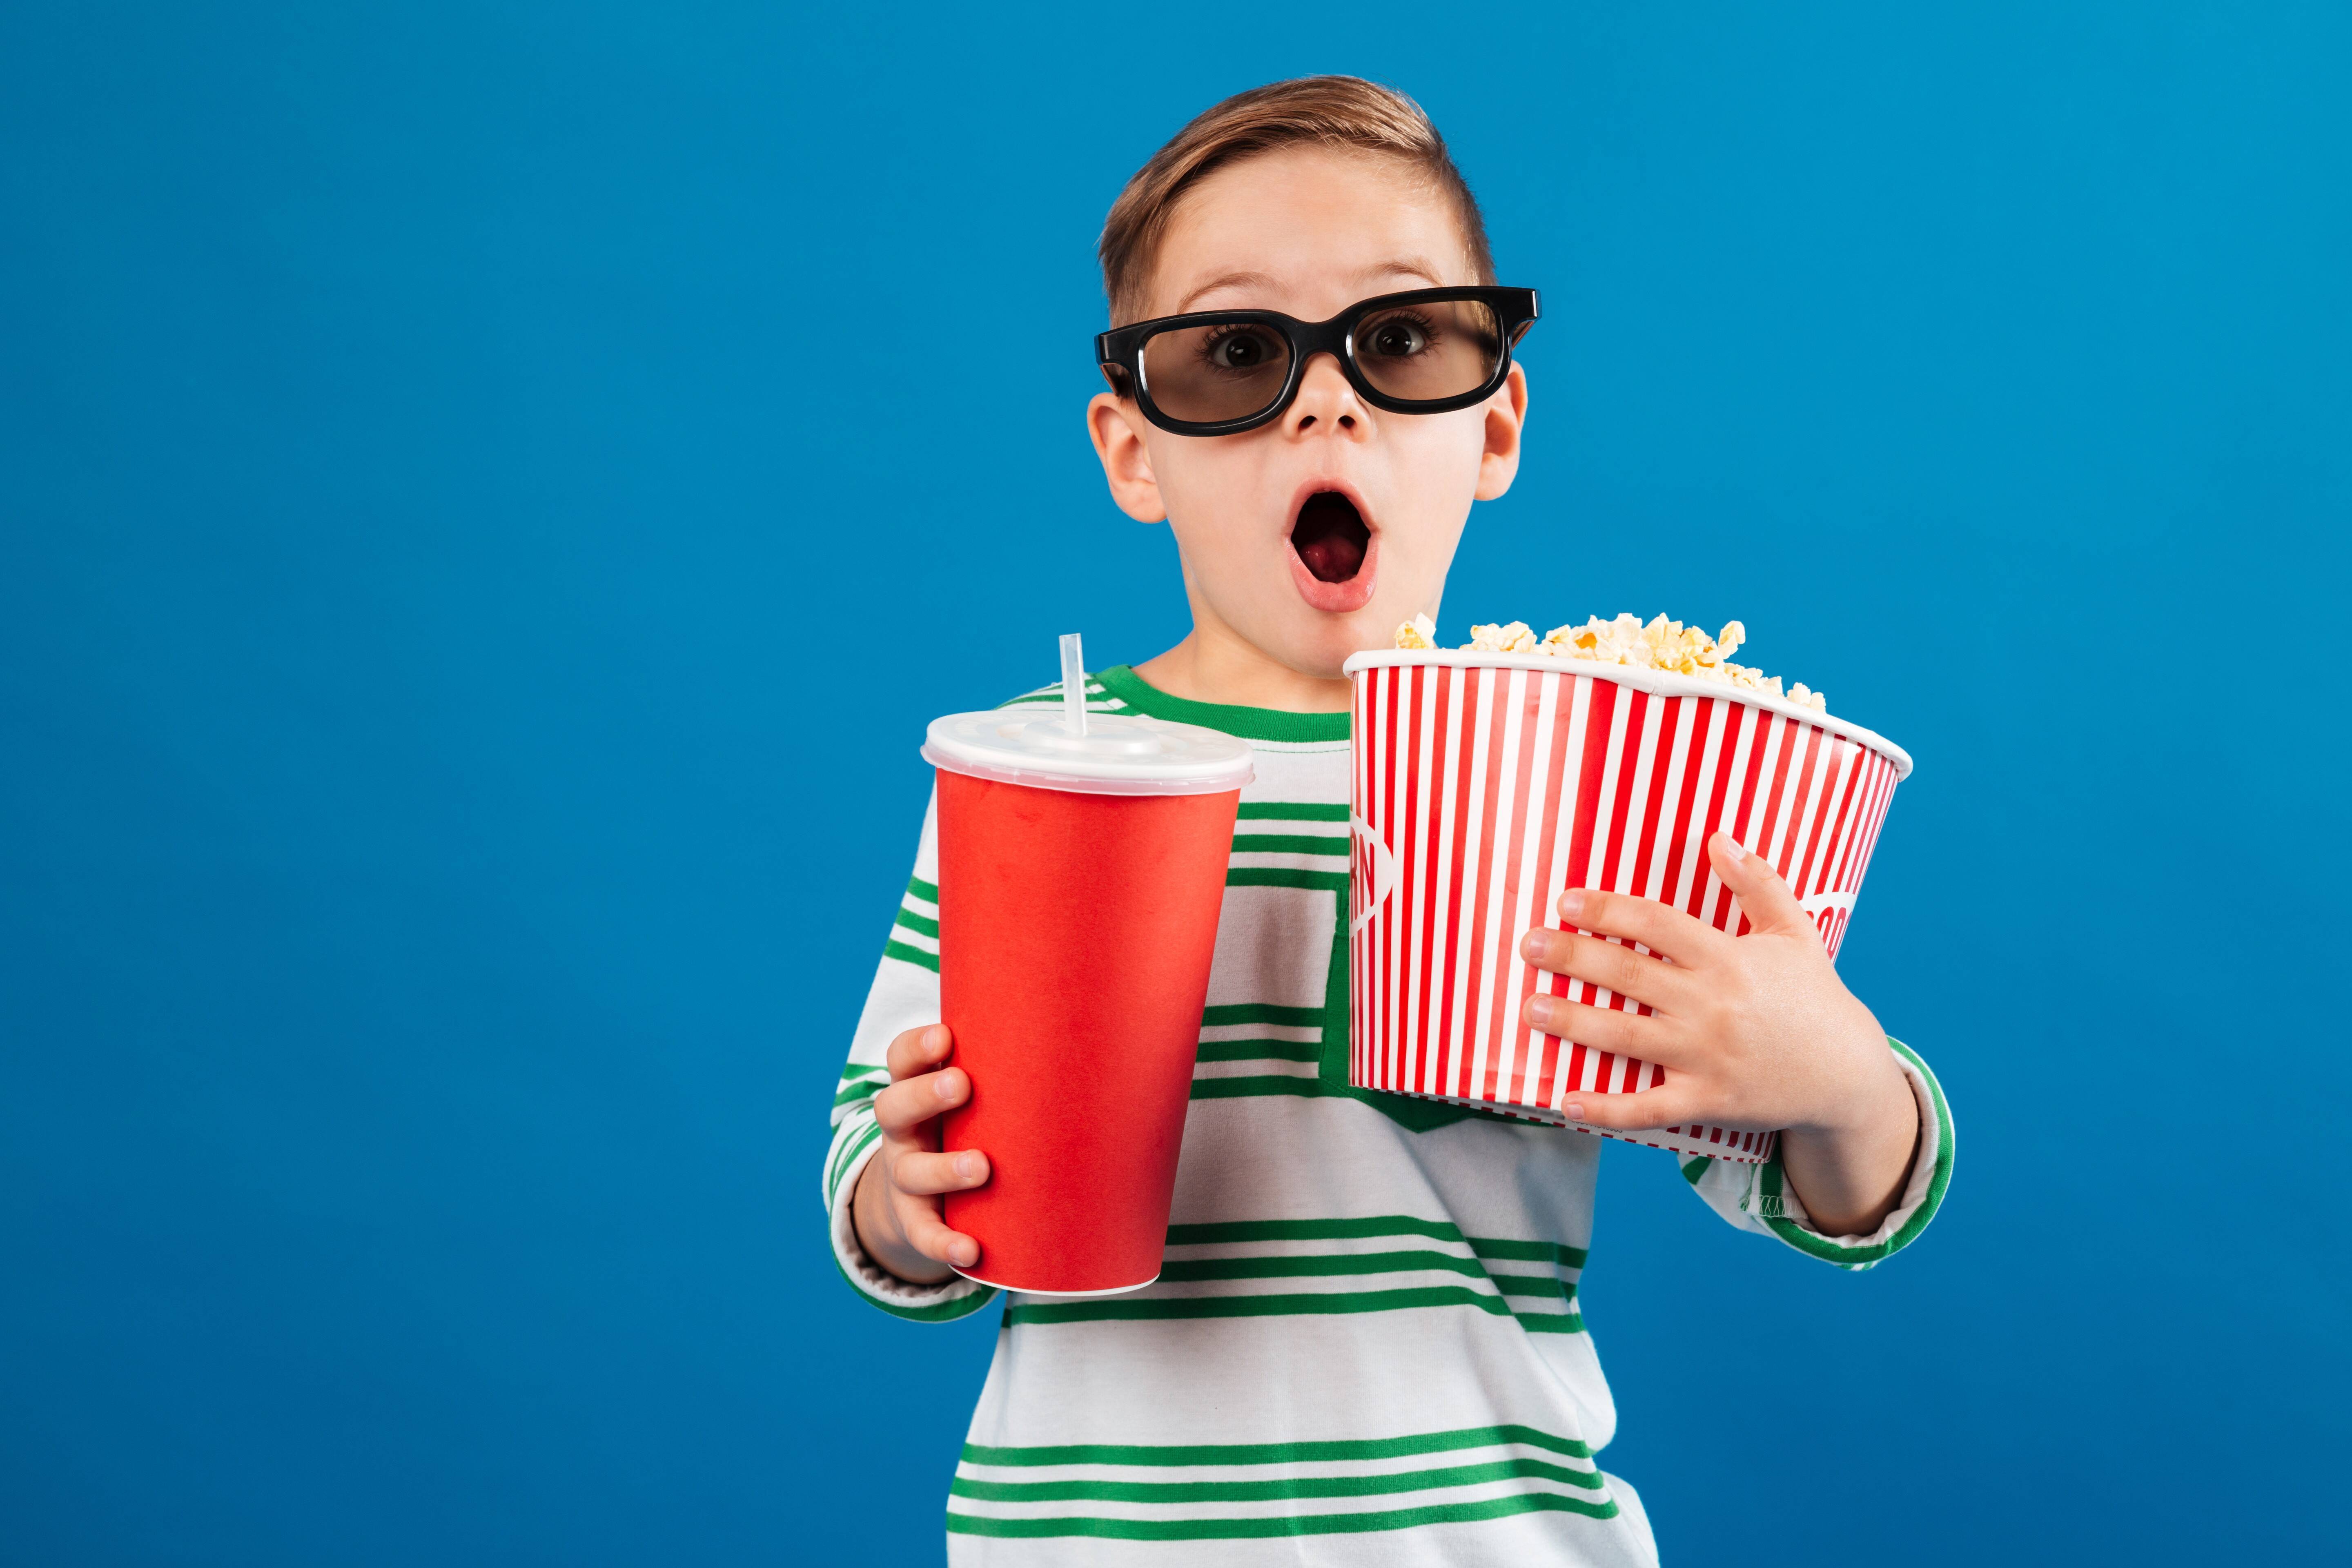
[953,1241,976,1267]
[1526,994,1555,1027]
[955,1152,980,1180]
[936,1071,960,1102]
[1520,929,1545,960]
[1719,836,1747,863]
[1561,1101,1586,1122]
[1558,888,1587,919]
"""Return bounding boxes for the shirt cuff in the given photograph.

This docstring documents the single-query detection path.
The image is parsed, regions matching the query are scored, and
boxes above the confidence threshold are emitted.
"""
[1746,1037,1955,1271]
[823,1109,998,1322]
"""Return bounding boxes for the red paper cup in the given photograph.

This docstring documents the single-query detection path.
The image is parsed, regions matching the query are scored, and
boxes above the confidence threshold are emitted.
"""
[1341,650,1912,1163]
[922,708,1252,1295]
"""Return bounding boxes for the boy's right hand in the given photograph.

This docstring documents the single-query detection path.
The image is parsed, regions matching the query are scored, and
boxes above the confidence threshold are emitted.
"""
[849,1023,990,1285]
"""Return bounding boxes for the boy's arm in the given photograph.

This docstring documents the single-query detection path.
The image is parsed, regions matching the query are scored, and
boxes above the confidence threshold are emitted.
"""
[1518,831,1955,1269]
[824,788,996,1321]
[1682,1038,1953,1270]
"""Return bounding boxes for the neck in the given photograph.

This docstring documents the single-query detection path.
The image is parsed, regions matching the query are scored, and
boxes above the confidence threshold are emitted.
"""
[1132,619,1353,713]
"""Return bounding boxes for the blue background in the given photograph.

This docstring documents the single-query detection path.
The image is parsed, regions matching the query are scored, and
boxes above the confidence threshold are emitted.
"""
[4,2,2345,1561]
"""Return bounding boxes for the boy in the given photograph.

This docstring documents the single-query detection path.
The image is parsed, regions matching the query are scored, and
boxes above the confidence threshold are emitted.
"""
[825,77,1952,1565]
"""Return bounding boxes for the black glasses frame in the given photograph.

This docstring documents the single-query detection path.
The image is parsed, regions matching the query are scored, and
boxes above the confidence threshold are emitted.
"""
[1094,285,1541,437]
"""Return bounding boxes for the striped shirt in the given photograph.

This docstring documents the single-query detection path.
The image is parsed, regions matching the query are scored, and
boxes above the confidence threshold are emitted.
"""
[826,664,1954,1565]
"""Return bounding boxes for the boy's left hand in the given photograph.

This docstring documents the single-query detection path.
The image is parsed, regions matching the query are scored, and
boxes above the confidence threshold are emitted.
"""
[1519,831,1920,1235]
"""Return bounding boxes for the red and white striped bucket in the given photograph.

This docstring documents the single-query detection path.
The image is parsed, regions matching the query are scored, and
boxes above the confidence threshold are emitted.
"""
[1342,650,1913,1163]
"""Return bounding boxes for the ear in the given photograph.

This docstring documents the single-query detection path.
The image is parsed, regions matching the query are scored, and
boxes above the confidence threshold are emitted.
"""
[1087,393,1167,523]
[1472,363,1529,501]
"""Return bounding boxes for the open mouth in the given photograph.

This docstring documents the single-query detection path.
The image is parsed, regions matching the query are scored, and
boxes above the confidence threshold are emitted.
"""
[1290,491,1372,584]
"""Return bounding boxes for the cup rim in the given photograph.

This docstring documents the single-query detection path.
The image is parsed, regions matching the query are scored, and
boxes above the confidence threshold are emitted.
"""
[1342,648,1913,780]
[923,709,1256,795]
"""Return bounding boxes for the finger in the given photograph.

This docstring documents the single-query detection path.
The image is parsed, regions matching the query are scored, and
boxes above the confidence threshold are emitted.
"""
[891,1147,991,1198]
[1522,994,1666,1058]
[1558,1082,1708,1134]
[886,1023,953,1081]
[1708,832,1809,936]
[894,1193,980,1270]
[873,1065,969,1134]
[1554,886,1725,967]
[1520,929,1693,1013]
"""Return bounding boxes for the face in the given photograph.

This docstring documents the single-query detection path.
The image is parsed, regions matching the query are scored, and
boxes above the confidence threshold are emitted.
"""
[1088,145,1528,681]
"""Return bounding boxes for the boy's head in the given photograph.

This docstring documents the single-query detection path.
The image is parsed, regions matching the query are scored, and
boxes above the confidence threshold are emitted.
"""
[1088,77,1530,684]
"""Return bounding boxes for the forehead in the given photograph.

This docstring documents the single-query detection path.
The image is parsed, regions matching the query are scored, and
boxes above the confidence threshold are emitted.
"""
[1146,145,1476,319]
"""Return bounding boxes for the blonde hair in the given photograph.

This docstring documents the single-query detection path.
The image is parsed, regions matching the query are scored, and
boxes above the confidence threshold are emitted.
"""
[1098,76,1495,325]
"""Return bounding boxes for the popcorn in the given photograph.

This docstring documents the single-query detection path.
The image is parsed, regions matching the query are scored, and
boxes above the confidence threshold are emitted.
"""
[1466,621,1539,654]
[1396,612,1828,712]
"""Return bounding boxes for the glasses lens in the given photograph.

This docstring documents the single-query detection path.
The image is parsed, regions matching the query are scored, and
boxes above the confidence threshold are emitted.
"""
[1140,321,1294,425]
[1352,299,1503,405]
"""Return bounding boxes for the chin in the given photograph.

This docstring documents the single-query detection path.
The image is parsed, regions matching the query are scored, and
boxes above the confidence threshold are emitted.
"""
[1256,604,1392,683]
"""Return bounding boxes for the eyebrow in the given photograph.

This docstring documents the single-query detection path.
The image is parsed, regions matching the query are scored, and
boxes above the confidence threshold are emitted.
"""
[1170,258,1457,317]
[1173,270,1280,314]
[1358,256,1450,291]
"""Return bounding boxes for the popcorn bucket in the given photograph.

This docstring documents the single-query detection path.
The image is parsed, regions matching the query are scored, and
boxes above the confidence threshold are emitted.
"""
[1341,650,1913,1163]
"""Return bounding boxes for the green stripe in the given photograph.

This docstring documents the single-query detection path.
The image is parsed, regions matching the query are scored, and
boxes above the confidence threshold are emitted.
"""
[829,1251,997,1323]
[1192,1038,1321,1064]
[1518,1310,1586,1332]
[1185,1067,1531,1130]
[905,874,938,904]
[1230,833,1348,857]
[996,681,1113,704]
[882,939,940,973]
[1158,1248,1503,1286]
[1152,1253,1571,1303]
[1165,1216,1463,1246]
[1190,1074,1349,1102]
[1090,666,1350,745]
[893,908,939,939]
[1199,1003,1323,1028]
[951,1453,1603,1506]
[1226,866,1350,893]
[1682,1156,1711,1185]
[1760,1036,1953,1269]
[946,1486,1617,1539]
[1235,802,1350,822]
[1468,1237,1588,1269]
[824,1119,880,1203]
[963,1421,1593,1468]
[833,1079,884,1109]
[1000,700,1130,715]
[1004,1283,1577,1329]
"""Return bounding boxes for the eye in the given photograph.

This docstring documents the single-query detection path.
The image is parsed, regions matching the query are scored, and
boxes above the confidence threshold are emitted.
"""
[1206,327,1281,370]
[1364,317,1430,358]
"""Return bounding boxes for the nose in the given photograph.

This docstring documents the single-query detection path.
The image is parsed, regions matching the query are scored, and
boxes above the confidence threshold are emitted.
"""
[1285,351,1369,437]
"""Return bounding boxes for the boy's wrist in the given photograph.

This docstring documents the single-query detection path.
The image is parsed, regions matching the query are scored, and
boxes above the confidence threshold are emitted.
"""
[1776,1035,1923,1237]
[1789,1011,1907,1138]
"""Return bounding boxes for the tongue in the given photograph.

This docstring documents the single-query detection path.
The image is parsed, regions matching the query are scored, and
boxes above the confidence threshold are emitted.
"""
[1293,493,1370,583]
[1297,530,1365,583]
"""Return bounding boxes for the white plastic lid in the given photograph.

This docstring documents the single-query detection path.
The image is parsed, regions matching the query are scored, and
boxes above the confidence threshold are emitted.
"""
[922,709,1254,796]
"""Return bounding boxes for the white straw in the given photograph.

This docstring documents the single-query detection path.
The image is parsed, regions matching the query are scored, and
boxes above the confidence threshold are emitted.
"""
[1059,632,1087,737]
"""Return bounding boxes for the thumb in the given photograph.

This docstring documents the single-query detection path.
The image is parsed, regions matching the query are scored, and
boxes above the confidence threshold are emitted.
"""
[1708,831,1807,936]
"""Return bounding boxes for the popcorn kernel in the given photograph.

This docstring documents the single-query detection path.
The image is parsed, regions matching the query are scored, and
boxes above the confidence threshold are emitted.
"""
[1394,614,1827,712]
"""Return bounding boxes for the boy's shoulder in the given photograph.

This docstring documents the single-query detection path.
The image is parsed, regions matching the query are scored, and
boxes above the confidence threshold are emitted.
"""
[999,666,1351,753]
[994,669,1135,716]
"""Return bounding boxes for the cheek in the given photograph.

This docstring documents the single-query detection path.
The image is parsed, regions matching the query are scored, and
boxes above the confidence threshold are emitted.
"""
[1382,417,1488,530]
[1141,434,1250,520]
